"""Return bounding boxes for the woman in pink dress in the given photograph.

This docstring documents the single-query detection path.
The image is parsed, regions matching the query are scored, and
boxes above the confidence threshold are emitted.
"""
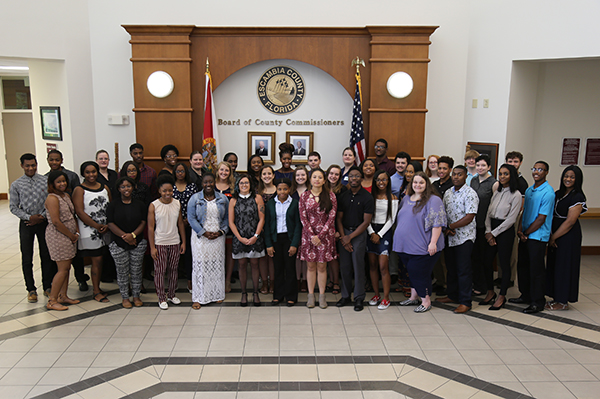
[299,169,337,309]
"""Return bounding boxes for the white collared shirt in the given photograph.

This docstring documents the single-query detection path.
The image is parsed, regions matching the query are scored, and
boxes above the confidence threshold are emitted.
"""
[275,196,292,234]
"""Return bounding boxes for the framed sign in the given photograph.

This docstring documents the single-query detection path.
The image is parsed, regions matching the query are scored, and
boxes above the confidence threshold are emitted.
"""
[584,138,600,166]
[466,142,499,177]
[40,106,62,141]
[248,131,275,165]
[560,137,580,166]
[287,131,314,165]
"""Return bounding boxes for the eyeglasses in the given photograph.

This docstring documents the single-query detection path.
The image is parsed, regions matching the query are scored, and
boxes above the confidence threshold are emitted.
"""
[165,154,178,159]
[374,145,386,150]
[375,178,388,183]
[175,169,186,174]
[531,167,547,172]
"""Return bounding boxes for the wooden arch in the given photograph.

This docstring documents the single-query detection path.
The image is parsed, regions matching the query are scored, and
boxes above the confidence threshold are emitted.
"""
[123,25,437,169]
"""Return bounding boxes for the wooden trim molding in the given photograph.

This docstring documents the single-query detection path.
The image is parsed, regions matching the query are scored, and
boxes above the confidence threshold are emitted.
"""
[369,58,431,63]
[369,108,428,113]
[129,40,191,45]
[0,193,7,200]
[582,247,600,255]
[133,108,193,112]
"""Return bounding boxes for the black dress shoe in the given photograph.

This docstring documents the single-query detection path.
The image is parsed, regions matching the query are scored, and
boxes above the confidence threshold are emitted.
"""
[336,297,351,307]
[508,297,528,304]
[354,299,364,312]
[78,280,89,292]
[523,304,543,314]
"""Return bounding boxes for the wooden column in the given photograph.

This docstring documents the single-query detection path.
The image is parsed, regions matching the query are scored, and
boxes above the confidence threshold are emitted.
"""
[367,26,437,160]
[124,25,195,171]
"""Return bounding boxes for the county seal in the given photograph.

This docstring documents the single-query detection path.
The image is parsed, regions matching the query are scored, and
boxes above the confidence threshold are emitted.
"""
[257,66,305,115]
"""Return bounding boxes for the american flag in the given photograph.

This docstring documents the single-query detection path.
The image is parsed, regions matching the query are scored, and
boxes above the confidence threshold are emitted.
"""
[350,71,366,165]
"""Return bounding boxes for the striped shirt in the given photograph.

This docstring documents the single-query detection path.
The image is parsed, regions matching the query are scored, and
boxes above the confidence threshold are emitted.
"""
[9,173,48,221]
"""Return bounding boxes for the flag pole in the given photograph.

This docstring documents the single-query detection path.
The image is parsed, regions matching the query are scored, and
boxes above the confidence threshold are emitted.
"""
[349,56,366,165]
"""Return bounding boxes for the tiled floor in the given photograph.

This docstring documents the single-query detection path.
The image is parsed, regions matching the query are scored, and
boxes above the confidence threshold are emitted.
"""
[1,199,600,398]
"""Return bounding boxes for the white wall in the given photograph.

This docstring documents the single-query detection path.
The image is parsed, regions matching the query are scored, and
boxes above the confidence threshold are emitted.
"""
[28,60,73,175]
[0,0,96,175]
[530,60,600,246]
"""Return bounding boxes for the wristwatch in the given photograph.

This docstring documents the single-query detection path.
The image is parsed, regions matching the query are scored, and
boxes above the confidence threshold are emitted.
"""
[131,232,137,239]
[254,234,259,238]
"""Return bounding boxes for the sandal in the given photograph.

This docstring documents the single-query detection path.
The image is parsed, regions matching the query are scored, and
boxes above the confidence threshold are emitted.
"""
[403,287,412,298]
[58,294,80,305]
[260,281,268,294]
[332,284,340,295]
[268,279,274,294]
[192,302,201,310]
[93,293,109,303]
[545,301,569,310]
[326,282,334,292]
[240,292,248,307]
[46,299,68,311]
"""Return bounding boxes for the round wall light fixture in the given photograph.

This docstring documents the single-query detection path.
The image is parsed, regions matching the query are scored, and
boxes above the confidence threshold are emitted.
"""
[147,71,174,98]
[386,71,413,99]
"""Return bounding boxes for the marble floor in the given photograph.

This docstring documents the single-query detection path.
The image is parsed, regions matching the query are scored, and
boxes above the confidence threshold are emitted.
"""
[1,199,600,399]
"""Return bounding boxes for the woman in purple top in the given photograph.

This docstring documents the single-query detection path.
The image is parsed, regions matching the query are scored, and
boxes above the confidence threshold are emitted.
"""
[393,172,447,313]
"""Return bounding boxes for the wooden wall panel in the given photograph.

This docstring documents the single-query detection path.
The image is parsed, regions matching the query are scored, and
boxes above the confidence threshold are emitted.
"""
[132,62,191,110]
[369,112,426,158]
[369,62,429,109]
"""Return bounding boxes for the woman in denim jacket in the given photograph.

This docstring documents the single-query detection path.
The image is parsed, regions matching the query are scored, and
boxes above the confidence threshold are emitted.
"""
[187,173,229,309]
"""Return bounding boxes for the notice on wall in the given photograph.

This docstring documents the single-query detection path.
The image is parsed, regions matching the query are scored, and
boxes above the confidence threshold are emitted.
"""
[560,138,580,166]
[46,143,57,153]
[584,138,600,166]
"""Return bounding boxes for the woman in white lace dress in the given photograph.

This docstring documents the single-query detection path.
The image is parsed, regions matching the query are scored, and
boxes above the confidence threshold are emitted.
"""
[187,173,229,309]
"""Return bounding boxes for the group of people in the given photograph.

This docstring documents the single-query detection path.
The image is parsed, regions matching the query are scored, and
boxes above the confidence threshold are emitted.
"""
[9,139,586,314]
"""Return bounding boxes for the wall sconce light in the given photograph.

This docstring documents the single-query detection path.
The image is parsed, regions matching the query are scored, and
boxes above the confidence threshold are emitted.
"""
[147,71,174,98]
[386,71,413,99]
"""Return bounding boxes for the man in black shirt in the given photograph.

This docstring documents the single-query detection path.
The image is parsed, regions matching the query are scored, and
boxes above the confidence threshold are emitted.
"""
[336,166,374,311]
[432,156,454,198]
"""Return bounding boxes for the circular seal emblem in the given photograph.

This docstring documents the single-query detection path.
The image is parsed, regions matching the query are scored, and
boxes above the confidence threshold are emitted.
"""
[257,66,305,115]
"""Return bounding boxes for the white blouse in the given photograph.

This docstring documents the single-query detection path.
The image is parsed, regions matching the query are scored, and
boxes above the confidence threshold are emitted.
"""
[367,198,399,237]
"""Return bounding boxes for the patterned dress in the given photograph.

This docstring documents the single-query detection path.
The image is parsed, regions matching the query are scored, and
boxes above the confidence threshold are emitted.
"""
[299,190,337,263]
[232,194,265,259]
[191,199,226,304]
[77,185,110,254]
[173,182,197,220]
[45,193,78,261]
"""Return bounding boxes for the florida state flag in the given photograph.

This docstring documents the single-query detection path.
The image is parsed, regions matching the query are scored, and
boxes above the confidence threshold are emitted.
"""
[202,59,219,171]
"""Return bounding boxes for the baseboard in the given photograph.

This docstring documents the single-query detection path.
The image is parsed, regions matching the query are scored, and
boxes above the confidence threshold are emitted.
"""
[0,193,7,200]
[582,246,600,255]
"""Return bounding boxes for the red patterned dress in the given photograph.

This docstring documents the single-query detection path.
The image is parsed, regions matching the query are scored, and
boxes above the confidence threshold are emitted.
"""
[299,190,337,263]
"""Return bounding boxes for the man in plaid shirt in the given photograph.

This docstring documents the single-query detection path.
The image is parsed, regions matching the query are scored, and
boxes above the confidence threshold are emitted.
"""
[9,153,56,303]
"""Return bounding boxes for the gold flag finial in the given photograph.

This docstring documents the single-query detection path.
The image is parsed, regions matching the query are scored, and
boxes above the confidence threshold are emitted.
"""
[351,56,365,74]
[206,57,210,73]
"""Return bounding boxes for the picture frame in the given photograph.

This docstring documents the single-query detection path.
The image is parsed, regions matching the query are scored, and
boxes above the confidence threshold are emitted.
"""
[466,142,499,177]
[248,131,276,165]
[40,106,63,141]
[287,131,314,165]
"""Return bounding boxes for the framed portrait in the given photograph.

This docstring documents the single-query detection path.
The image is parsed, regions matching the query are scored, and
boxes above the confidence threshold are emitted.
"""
[287,131,314,165]
[40,106,63,141]
[248,131,275,164]
[467,142,499,177]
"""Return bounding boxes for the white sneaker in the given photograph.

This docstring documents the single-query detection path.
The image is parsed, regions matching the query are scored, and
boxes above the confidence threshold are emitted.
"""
[168,297,181,305]
[158,301,168,310]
